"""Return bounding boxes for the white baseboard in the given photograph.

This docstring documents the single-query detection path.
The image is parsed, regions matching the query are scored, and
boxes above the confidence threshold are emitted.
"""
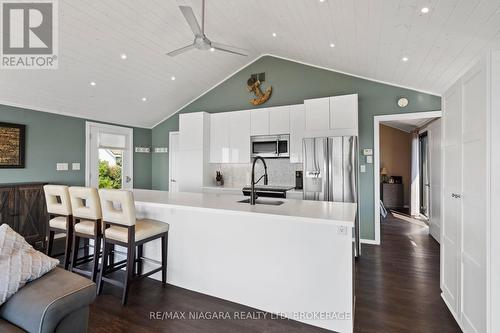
[361,238,380,245]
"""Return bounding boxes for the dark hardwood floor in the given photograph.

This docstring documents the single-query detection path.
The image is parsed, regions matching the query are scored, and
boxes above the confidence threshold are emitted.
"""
[88,213,461,333]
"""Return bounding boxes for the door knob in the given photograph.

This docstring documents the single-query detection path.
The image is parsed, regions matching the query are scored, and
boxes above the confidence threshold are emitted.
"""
[171,179,177,183]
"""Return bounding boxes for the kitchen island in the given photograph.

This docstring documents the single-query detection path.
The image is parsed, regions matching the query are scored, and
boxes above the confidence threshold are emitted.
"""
[133,189,356,333]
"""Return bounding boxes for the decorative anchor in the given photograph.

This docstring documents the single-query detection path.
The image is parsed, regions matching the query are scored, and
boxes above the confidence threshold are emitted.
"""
[247,77,272,106]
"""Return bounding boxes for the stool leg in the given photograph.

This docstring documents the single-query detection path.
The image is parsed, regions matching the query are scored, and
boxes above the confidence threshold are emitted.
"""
[122,243,135,306]
[69,233,80,272]
[97,241,109,295]
[63,227,73,270]
[46,230,55,256]
[136,244,143,276]
[161,232,168,285]
[91,235,101,282]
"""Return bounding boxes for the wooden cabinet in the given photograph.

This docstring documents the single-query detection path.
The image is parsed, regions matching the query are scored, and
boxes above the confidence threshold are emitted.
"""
[289,104,305,163]
[0,183,48,251]
[268,106,290,134]
[381,183,404,209]
[304,97,330,131]
[250,108,269,136]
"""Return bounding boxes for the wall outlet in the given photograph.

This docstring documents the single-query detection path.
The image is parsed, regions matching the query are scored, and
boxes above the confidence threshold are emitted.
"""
[360,165,366,173]
[366,156,373,164]
[72,163,80,171]
[337,226,348,235]
[363,148,373,156]
[56,163,68,171]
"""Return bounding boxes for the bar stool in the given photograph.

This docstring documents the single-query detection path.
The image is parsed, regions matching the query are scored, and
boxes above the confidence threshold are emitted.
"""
[43,185,73,270]
[97,189,169,305]
[68,186,103,282]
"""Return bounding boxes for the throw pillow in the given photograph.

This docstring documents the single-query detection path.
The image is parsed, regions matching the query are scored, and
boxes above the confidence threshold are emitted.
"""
[0,224,59,305]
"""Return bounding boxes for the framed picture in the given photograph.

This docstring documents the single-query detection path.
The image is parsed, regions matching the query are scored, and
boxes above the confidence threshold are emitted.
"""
[0,122,26,168]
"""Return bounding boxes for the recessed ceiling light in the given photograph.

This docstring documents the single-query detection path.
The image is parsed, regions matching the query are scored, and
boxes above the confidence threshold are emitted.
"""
[120,54,127,60]
[421,7,429,14]
[141,97,147,102]
[402,57,409,62]
[272,32,277,37]
[330,43,335,48]
[210,47,215,52]
[171,76,176,81]
[90,81,96,86]
[319,0,325,2]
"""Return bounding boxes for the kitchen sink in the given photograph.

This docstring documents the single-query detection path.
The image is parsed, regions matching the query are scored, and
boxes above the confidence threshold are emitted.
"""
[237,198,285,206]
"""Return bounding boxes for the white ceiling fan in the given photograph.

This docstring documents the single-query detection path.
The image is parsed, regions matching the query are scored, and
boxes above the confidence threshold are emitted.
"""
[167,0,248,57]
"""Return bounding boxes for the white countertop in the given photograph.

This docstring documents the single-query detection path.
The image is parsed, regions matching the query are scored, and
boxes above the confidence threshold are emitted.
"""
[133,189,356,226]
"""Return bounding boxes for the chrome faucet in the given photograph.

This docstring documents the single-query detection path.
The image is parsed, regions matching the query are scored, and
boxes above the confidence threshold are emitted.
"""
[250,156,268,205]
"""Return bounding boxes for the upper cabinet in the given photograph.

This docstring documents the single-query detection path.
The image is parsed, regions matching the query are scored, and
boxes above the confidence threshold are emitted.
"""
[269,106,290,134]
[329,94,358,132]
[250,108,269,136]
[210,110,251,164]
[289,104,305,163]
[229,111,251,163]
[304,97,330,131]
[209,113,230,163]
[179,112,210,150]
[304,94,358,135]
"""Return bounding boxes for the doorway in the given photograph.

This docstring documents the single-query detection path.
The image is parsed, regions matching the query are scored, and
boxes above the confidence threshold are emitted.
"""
[85,122,133,189]
[419,132,430,218]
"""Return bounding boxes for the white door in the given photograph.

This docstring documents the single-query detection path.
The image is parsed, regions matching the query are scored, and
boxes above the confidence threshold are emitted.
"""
[86,122,133,189]
[441,83,462,318]
[169,132,180,192]
[460,61,487,333]
[428,119,442,243]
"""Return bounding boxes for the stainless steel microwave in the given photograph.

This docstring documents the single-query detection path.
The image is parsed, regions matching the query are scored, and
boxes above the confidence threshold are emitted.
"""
[251,135,290,158]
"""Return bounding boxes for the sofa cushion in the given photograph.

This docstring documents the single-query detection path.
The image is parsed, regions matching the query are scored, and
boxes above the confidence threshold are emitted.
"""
[0,224,59,306]
[0,268,96,333]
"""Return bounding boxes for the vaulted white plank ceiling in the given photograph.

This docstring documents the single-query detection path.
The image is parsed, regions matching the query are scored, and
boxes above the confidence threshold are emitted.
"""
[1,0,500,128]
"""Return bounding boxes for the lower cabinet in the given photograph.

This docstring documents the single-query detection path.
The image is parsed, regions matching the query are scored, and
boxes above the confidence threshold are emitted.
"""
[0,183,48,251]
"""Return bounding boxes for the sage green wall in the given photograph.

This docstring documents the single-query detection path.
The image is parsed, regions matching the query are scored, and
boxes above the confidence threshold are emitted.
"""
[152,55,441,241]
[0,104,152,189]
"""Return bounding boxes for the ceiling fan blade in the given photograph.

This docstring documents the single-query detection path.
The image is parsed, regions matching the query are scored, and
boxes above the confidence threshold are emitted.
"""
[179,6,203,37]
[167,44,195,57]
[211,42,248,56]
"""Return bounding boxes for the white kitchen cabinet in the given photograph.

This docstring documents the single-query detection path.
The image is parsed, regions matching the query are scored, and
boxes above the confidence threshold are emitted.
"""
[179,112,209,150]
[329,94,358,131]
[229,111,251,163]
[269,106,290,134]
[250,108,269,136]
[209,113,230,163]
[289,104,305,163]
[304,97,330,131]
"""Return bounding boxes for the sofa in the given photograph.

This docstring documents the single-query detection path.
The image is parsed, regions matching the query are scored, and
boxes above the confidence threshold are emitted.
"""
[0,268,96,333]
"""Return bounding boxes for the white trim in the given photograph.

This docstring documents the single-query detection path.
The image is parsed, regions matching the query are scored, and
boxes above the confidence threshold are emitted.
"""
[373,111,442,245]
[360,238,379,245]
[0,99,148,129]
[152,53,442,129]
[85,121,134,188]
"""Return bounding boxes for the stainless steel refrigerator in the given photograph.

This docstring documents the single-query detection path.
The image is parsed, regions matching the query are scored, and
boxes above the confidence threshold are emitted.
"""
[302,136,360,256]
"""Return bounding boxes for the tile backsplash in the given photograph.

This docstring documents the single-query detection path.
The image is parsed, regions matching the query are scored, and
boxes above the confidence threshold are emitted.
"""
[207,159,302,188]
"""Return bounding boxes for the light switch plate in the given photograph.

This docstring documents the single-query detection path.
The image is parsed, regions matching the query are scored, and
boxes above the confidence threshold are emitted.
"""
[72,163,80,171]
[360,165,366,173]
[337,226,348,235]
[363,148,373,156]
[56,163,68,171]
[366,156,373,164]
[154,147,168,153]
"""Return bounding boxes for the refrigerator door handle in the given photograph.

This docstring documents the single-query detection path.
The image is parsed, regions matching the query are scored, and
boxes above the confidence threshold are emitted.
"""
[323,138,330,201]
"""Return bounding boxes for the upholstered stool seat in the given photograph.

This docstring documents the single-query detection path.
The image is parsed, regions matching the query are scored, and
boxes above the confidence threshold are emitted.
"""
[105,219,169,243]
[49,216,68,230]
[73,220,99,236]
